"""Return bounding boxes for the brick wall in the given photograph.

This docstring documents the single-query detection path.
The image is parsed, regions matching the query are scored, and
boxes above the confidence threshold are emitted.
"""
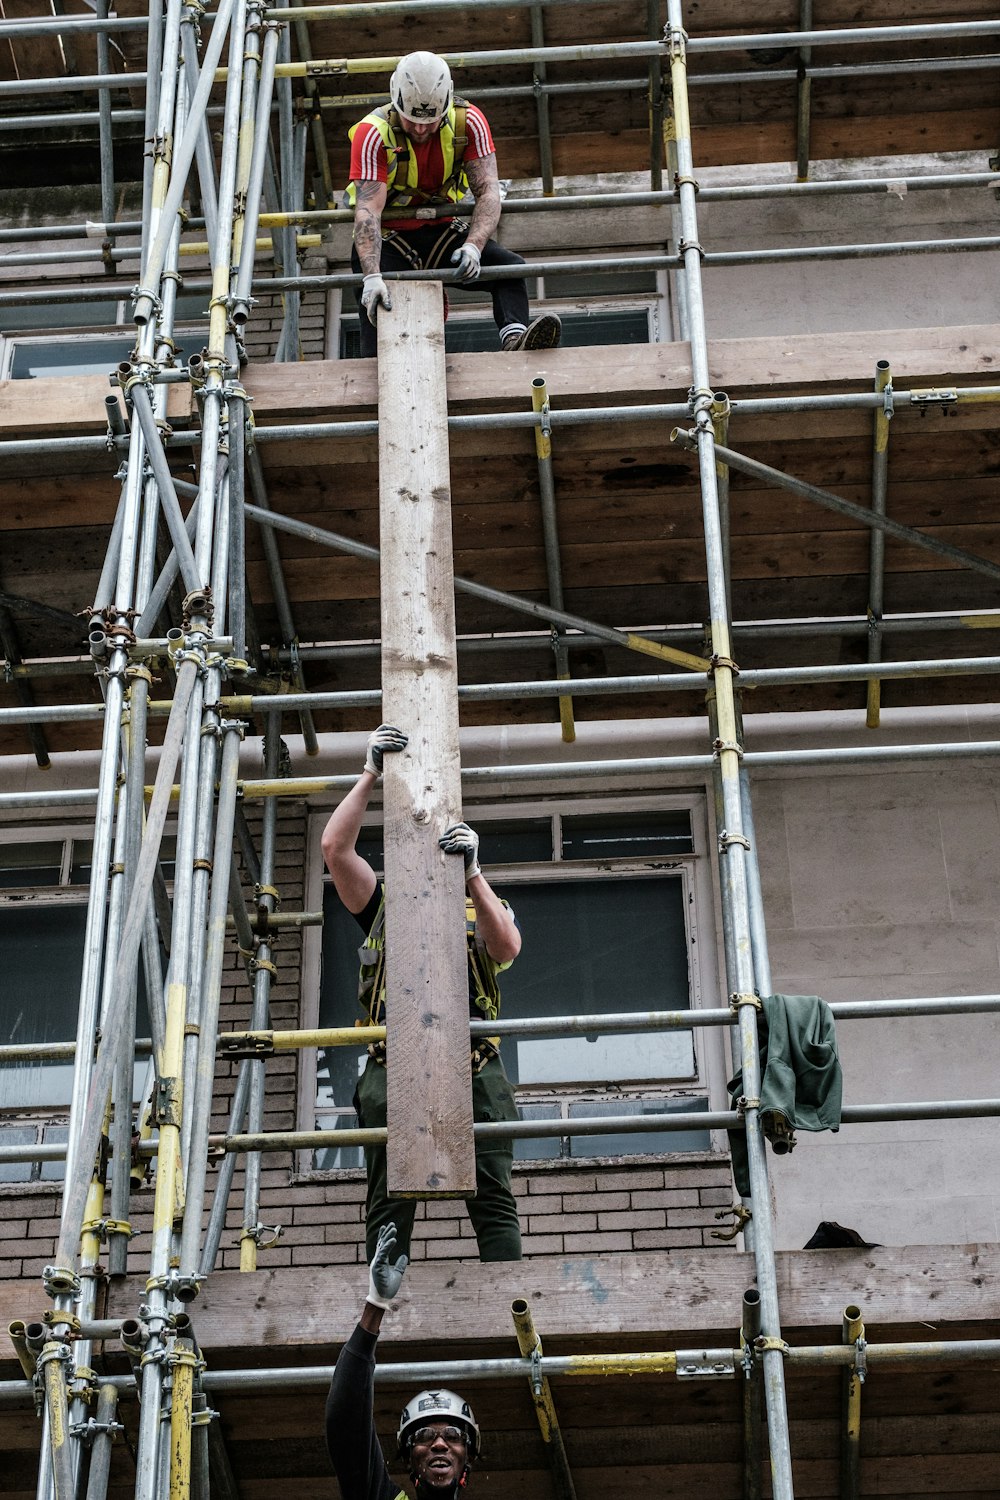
[0,799,736,1284]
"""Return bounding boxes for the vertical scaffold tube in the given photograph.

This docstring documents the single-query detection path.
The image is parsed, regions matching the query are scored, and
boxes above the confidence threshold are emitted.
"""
[510,1301,578,1500]
[531,378,574,742]
[866,361,892,728]
[664,6,796,1495]
[84,1384,120,1500]
[241,720,281,1270]
[741,1289,763,1500]
[170,1337,199,1500]
[179,721,246,1285]
[841,1304,865,1499]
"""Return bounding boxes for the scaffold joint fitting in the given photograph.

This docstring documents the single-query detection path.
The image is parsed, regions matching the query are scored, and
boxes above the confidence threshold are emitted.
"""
[754,1335,790,1358]
[255,881,281,908]
[729,991,762,1014]
[678,237,705,261]
[664,23,687,61]
[709,654,740,676]
[249,955,279,977]
[70,1416,125,1445]
[909,387,958,407]
[152,1076,182,1128]
[243,1221,283,1251]
[42,1307,81,1334]
[882,383,895,421]
[677,1352,736,1379]
[81,1217,135,1246]
[220,1031,274,1059]
[713,738,744,760]
[854,1336,868,1383]
[719,830,751,852]
[711,1202,752,1242]
[529,1345,543,1397]
[675,173,699,193]
[42,1264,81,1300]
[737,1095,761,1114]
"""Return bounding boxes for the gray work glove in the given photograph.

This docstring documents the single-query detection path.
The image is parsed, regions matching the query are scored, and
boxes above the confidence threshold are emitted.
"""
[450,242,481,282]
[439,821,481,881]
[361,272,392,321]
[367,1222,408,1310]
[364,723,408,777]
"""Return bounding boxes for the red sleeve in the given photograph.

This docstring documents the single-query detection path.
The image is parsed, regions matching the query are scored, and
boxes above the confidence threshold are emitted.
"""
[350,120,389,183]
[465,104,495,160]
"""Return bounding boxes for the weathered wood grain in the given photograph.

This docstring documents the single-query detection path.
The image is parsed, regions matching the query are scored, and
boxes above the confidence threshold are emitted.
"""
[377,281,476,1200]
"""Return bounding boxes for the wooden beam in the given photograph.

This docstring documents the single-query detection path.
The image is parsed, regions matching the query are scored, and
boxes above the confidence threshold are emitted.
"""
[377,280,475,1201]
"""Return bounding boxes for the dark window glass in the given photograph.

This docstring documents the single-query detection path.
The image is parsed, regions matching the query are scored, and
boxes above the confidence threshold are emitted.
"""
[567,1096,710,1156]
[10,335,134,380]
[0,300,120,333]
[562,810,693,861]
[0,842,63,888]
[480,820,552,865]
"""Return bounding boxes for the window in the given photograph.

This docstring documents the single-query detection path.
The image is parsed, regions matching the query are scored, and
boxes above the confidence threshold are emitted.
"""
[0,292,211,379]
[0,829,161,1182]
[304,796,719,1171]
[335,261,665,357]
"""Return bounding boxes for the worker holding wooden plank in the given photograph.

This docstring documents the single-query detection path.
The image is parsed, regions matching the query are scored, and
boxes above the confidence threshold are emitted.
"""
[321,725,524,1263]
[347,49,562,356]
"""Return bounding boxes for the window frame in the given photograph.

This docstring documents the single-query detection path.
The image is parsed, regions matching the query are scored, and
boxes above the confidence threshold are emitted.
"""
[297,790,727,1177]
[0,821,164,1186]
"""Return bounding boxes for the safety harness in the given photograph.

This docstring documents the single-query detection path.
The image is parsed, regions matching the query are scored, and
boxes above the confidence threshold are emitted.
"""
[347,99,471,219]
[357,889,506,1070]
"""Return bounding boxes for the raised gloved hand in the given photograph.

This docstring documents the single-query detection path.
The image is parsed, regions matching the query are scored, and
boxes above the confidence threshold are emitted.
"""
[367,1221,408,1310]
[364,724,408,777]
[450,242,481,282]
[439,821,481,881]
[361,272,392,321]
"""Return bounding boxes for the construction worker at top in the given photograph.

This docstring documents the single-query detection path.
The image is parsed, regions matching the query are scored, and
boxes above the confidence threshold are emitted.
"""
[347,49,562,356]
[321,724,524,1263]
[327,1222,484,1500]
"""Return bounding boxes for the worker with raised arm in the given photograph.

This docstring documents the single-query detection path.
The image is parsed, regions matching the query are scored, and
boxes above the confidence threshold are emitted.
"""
[347,49,562,356]
[321,724,523,1262]
[327,1222,484,1500]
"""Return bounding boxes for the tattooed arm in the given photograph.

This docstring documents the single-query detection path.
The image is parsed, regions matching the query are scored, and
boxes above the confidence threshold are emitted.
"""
[352,179,388,274]
[464,152,502,253]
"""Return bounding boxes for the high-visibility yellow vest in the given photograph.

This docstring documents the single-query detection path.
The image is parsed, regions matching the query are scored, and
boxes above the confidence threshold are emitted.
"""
[357,891,508,1030]
[346,101,470,216]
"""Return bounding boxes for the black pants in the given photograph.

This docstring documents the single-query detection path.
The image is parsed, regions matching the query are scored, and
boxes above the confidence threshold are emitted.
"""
[353,1053,523,1262]
[351,221,531,356]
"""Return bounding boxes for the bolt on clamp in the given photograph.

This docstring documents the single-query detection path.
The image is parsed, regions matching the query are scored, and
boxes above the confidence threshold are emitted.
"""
[42,1264,81,1299]
[853,1336,868,1383]
[718,830,751,852]
[711,1203,752,1242]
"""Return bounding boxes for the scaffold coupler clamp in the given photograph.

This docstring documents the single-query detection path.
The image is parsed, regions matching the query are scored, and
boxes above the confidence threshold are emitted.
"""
[529,1344,543,1398]
[718,829,751,853]
[729,991,762,1016]
[853,1335,868,1384]
[71,1412,125,1445]
[243,1221,284,1251]
[881,382,894,422]
[664,22,687,59]
[711,1202,752,1242]
[754,1335,790,1359]
[42,1264,81,1301]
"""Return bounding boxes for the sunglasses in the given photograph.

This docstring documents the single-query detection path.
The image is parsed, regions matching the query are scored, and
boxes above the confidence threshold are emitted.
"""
[411,1426,468,1447]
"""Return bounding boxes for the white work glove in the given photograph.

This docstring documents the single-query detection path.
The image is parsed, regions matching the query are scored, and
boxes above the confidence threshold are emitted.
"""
[361,272,392,321]
[364,723,408,777]
[439,821,481,881]
[450,242,481,282]
[367,1222,408,1310]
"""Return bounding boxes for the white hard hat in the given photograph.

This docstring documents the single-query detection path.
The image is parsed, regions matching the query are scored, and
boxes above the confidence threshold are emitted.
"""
[389,51,454,123]
[397,1388,480,1461]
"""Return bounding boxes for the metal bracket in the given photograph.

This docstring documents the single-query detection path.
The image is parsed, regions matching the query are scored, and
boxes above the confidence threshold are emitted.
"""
[152,1076,182,1128]
[754,1335,790,1357]
[711,1203,752,1242]
[882,382,894,421]
[853,1336,868,1384]
[70,1417,125,1445]
[718,830,751,852]
[529,1345,543,1398]
[729,991,762,1015]
[219,1031,274,1059]
[241,1221,283,1251]
[909,387,958,407]
[42,1264,81,1299]
[676,1351,736,1379]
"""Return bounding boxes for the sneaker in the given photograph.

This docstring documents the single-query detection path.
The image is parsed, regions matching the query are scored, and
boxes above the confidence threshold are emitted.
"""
[502,313,562,352]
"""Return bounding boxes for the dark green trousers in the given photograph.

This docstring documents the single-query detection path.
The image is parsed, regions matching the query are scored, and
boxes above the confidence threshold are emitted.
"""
[353,1054,522,1262]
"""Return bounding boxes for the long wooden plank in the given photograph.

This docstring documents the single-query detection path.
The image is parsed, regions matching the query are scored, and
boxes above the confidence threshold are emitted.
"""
[377,280,475,1200]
